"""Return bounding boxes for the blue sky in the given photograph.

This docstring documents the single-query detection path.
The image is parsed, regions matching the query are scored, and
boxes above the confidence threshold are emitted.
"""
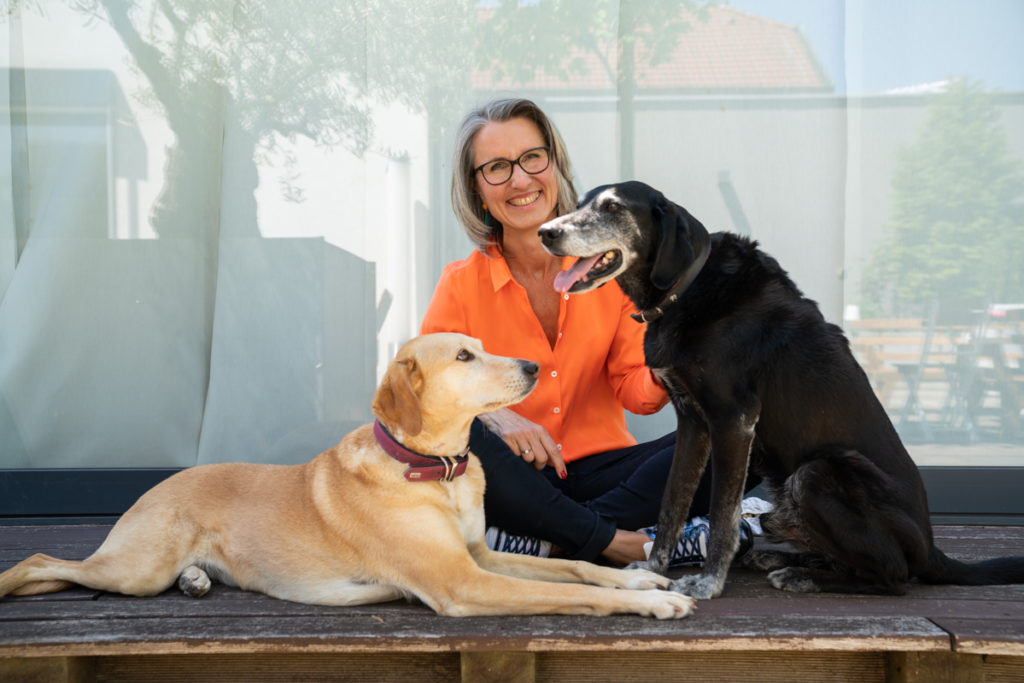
[728,0,1024,94]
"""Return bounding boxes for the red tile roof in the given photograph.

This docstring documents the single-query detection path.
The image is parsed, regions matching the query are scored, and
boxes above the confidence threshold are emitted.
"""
[473,5,832,93]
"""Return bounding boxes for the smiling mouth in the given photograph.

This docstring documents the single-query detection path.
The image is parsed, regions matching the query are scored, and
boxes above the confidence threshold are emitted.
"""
[508,192,540,207]
[553,250,622,293]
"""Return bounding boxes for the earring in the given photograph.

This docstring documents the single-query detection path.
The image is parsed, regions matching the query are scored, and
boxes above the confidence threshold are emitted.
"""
[482,203,490,227]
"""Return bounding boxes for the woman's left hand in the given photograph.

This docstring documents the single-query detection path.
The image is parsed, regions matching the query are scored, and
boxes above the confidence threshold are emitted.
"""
[479,408,567,479]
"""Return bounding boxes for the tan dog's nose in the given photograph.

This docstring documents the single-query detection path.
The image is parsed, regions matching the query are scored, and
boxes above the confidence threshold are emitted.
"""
[519,360,540,377]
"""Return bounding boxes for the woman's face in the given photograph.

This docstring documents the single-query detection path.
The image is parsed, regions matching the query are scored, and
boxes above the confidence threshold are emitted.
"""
[472,117,559,238]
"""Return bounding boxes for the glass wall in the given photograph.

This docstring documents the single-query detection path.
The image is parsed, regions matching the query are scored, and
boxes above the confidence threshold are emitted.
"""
[1,2,1022,501]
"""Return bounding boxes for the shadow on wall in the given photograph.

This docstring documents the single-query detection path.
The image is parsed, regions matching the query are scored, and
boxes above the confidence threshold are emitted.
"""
[0,235,377,469]
[0,62,380,469]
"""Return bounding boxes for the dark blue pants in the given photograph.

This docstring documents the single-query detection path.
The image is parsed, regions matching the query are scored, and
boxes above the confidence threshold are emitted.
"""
[470,419,758,562]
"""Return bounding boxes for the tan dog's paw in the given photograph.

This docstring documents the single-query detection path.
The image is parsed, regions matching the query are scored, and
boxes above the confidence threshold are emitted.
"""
[620,568,672,590]
[178,565,212,598]
[642,589,696,619]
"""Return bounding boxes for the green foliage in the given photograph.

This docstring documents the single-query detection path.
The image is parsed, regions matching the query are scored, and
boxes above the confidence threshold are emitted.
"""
[862,78,1024,317]
[68,0,474,155]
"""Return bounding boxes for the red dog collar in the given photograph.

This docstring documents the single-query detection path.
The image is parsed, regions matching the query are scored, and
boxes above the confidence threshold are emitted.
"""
[373,421,470,482]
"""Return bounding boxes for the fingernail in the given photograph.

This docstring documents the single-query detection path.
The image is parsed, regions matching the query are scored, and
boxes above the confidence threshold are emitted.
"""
[560,470,568,479]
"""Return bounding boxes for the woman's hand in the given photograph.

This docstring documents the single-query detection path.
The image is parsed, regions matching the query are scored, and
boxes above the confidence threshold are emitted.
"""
[479,408,567,479]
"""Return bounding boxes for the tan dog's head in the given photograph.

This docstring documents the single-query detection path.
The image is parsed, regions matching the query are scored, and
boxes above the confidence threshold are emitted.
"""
[372,333,539,440]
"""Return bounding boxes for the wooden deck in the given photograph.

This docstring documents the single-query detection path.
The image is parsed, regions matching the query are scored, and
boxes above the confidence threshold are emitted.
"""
[1,523,1023,682]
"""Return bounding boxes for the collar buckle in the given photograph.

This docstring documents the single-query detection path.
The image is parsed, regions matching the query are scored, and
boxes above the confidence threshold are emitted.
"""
[373,421,470,482]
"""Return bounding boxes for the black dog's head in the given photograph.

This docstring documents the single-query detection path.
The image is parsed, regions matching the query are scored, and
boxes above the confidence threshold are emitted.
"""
[539,181,711,303]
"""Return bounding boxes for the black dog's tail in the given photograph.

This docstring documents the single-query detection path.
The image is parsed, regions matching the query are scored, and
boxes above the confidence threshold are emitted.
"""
[920,546,1024,586]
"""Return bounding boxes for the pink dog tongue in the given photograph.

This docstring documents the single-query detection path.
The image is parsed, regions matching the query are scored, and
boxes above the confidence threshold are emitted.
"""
[553,255,602,293]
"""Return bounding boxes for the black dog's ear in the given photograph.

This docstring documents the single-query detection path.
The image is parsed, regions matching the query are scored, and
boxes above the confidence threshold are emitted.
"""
[651,196,709,290]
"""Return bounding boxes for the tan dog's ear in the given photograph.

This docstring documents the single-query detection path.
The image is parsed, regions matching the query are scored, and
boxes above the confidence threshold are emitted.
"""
[371,359,423,436]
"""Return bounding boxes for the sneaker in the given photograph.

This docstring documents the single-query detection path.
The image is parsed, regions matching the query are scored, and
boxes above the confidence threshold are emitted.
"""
[485,526,552,557]
[639,517,753,567]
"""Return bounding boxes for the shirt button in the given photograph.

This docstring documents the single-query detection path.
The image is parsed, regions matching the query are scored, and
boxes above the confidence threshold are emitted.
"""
[553,407,560,414]
[550,370,558,378]
[563,294,569,300]
[557,444,563,450]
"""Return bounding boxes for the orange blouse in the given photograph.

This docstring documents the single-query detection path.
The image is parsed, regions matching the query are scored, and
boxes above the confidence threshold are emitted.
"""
[420,247,669,463]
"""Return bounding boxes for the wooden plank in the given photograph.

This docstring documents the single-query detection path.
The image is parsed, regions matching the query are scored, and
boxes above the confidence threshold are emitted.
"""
[694,565,1024,605]
[0,656,95,683]
[700,595,1024,620]
[0,587,100,603]
[0,525,110,564]
[461,652,535,683]
[1,651,1018,683]
[0,566,952,648]
[1,589,410,621]
[886,651,984,683]
[933,525,1024,541]
[15,571,1006,648]
[0,525,110,601]
[986,655,1024,683]
[3,651,1020,683]
[88,653,460,683]
[930,617,1024,656]
[0,524,111,548]
[538,651,886,683]
[932,527,1024,559]
[932,540,1024,559]
[0,610,952,657]
[1,524,1022,662]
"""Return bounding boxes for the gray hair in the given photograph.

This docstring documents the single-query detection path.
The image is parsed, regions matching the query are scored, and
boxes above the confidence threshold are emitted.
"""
[450,98,577,252]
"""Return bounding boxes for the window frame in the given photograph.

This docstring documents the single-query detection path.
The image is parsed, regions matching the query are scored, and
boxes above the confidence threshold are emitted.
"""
[2,466,1021,526]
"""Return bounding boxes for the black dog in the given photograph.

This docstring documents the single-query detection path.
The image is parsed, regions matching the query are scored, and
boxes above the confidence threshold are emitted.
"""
[539,180,1024,598]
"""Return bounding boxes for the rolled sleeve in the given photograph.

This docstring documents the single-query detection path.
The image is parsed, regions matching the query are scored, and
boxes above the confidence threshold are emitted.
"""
[606,296,670,415]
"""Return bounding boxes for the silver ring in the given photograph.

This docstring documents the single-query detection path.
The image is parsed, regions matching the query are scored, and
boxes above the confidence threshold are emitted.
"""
[522,448,531,455]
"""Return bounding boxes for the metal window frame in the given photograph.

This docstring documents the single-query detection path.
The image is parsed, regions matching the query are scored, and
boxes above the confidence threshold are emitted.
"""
[1,466,1020,526]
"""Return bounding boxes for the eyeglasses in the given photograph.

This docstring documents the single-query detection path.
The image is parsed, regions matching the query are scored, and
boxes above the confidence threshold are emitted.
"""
[474,146,551,186]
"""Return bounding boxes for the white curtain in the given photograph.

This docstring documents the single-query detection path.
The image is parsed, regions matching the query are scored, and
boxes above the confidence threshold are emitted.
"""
[2,1,1022,469]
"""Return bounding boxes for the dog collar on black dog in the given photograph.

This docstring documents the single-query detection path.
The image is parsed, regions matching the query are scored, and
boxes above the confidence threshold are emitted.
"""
[631,243,711,324]
[373,420,470,482]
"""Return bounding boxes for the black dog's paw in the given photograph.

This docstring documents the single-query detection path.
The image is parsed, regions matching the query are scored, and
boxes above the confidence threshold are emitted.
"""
[743,550,791,572]
[670,573,726,600]
[767,567,821,593]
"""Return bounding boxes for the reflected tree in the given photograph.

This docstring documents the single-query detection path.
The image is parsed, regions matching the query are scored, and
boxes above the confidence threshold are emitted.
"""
[474,0,711,178]
[67,0,472,239]
[862,78,1024,317]
[54,0,474,356]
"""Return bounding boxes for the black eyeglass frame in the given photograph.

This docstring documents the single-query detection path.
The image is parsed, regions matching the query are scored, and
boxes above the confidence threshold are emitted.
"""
[473,146,552,186]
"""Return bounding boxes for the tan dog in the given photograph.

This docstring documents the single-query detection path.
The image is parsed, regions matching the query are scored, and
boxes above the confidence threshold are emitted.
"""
[0,333,694,619]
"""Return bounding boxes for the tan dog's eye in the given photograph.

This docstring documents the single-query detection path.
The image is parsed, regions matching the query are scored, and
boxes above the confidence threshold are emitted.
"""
[456,349,475,362]
[605,201,620,212]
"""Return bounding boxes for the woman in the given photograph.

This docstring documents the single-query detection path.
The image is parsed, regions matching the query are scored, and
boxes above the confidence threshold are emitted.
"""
[420,98,750,565]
